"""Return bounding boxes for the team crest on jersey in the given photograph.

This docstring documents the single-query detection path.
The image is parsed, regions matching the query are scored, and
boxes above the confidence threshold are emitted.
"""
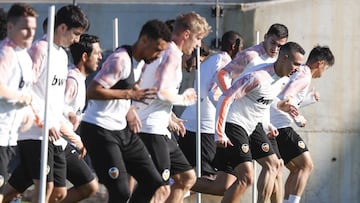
[0,175,4,187]
[261,143,270,152]
[46,165,50,175]
[241,144,249,153]
[108,167,119,179]
[298,141,306,149]
[162,169,170,181]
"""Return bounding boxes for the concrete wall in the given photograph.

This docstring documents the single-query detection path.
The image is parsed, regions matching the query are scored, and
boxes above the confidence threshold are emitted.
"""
[0,0,359,202]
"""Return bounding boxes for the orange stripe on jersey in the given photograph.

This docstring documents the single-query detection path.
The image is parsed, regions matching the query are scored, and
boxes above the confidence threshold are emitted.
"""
[217,68,229,92]
[215,95,233,141]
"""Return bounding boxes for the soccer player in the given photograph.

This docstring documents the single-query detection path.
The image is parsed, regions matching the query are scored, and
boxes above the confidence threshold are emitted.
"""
[179,31,244,179]
[3,5,89,203]
[0,3,37,202]
[270,45,335,203]
[134,12,211,202]
[79,19,171,203]
[213,42,304,203]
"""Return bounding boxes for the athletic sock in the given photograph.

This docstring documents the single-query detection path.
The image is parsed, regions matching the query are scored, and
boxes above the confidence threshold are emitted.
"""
[287,194,301,203]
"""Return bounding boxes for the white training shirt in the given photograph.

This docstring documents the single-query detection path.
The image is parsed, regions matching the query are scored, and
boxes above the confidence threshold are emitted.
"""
[135,41,183,137]
[215,63,289,141]
[82,47,144,130]
[0,38,33,146]
[61,65,87,142]
[18,35,68,142]
[181,51,232,134]
[216,42,276,92]
[64,65,86,117]
[270,64,312,128]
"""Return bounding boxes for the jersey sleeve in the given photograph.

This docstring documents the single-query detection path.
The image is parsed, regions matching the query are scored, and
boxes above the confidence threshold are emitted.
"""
[155,51,187,104]
[0,47,15,85]
[214,73,260,141]
[94,51,130,88]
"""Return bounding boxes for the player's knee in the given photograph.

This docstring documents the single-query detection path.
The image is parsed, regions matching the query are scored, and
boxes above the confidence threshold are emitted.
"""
[79,179,99,198]
[244,172,255,186]
[51,187,67,202]
[2,187,21,203]
[261,156,280,173]
[106,182,130,202]
[175,169,196,189]
[303,158,314,173]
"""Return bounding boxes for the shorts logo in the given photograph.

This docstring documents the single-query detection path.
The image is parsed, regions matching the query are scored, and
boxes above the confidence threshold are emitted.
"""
[298,141,306,149]
[162,169,170,181]
[0,175,4,187]
[241,144,249,153]
[108,167,119,179]
[261,143,270,152]
[46,165,50,175]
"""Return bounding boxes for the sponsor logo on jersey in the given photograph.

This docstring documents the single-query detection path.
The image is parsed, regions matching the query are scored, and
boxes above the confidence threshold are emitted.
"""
[108,167,119,179]
[256,97,273,105]
[162,169,170,181]
[51,75,66,86]
[0,175,4,187]
[298,141,306,149]
[261,143,270,152]
[241,144,249,153]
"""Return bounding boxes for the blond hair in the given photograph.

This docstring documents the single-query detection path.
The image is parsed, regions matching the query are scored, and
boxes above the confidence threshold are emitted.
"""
[173,11,211,38]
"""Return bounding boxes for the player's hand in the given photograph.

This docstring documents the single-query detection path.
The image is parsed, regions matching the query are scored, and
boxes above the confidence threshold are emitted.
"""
[294,115,307,127]
[216,137,233,148]
[278,98,299,118]
[182,88,197,106]
[266,124,279,139]
[168,113,186,137]
[311,87,320,102]
[128,87,157,104]
[126,106,142,133]
[49,127,62,142]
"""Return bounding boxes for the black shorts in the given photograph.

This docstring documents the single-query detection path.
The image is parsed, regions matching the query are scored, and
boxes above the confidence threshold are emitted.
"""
[249,123,276,160]
[212,122,252,176]
[80,122,163,191]
[178,130,217,175]
[276,127,309,164]
[64,144,95,187]
[8,140,67,192]
[0,146,17,193]
[139,132,193,184]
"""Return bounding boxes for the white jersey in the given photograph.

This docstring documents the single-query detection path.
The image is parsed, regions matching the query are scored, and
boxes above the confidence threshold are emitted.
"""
[270,64,312,128]
[181,51,232,133]
[62,65,87,142]
[64,65,86,117]
[135,42,183,137]
[0,38,33,146]
[216,42,276,92]
[18,35,68,142]
[215,63,289,141]
[82,47,144,130]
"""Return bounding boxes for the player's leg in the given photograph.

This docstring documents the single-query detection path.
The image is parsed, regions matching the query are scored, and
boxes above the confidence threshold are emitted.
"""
[284,152,313,202]
[80,122,131,203]
[251,124,280,203]
[166,133,196,203]
[60,144,98,203]
[222,161,254,203]
[191,171,237,195]
[276,127,313,203]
